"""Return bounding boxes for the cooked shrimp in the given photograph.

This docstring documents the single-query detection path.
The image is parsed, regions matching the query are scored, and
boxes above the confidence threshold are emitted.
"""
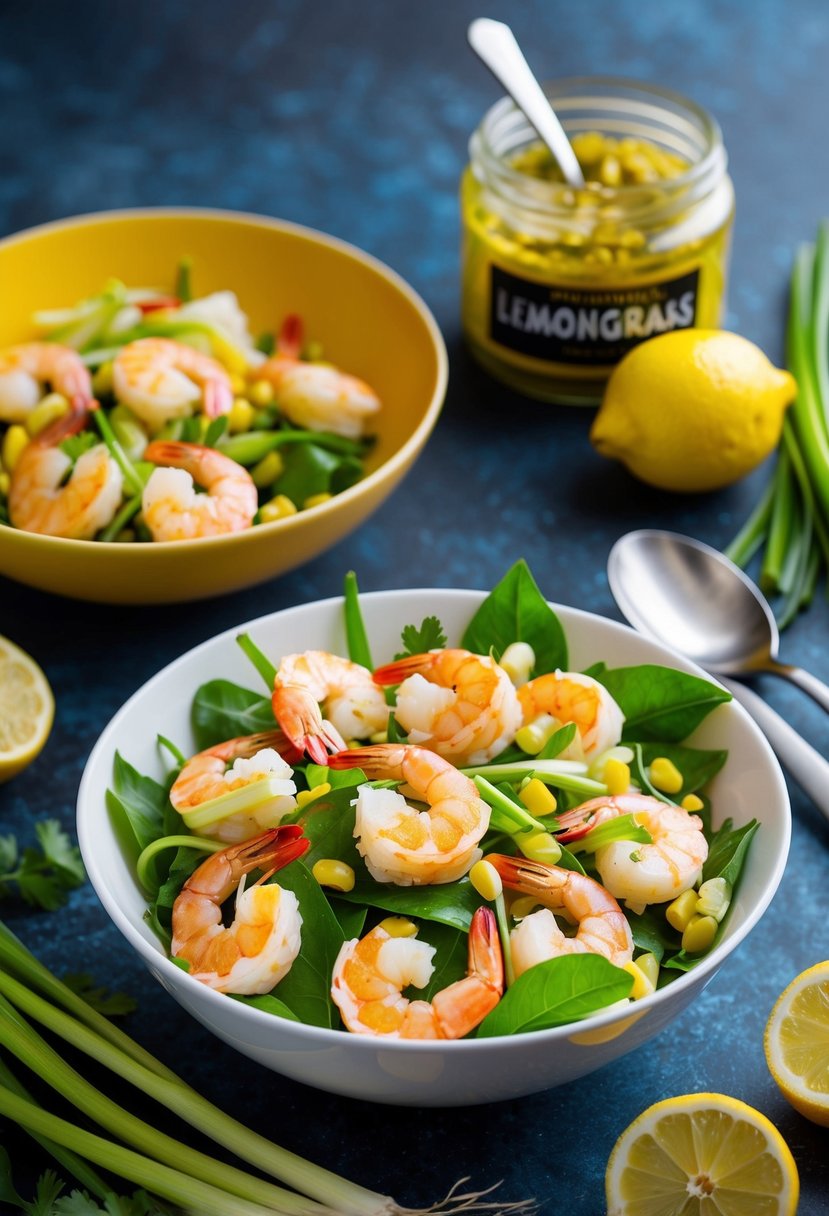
[517,670,625,762]
[555,793,709,913]
[8,405,123,539]
[272,651,388,764]
[487,853,634,976]
[112,338,233,431]
[141,440,257,541]
[170,731,301,843]
[171,825,308,995]
[256,314,380,439]
[0,343,93,422]
[331,906,503,1038]
[328,742,490,885]
[373,648,523,766]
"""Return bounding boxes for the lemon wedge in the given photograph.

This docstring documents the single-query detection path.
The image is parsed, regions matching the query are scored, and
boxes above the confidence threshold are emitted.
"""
[0,634,54,782]
[765,960,829,1126]
[605,1092,799,1216]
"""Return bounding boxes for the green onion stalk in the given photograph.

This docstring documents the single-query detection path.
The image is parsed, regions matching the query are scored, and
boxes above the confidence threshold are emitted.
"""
[0,923,534,1216]
[726,222,829,628]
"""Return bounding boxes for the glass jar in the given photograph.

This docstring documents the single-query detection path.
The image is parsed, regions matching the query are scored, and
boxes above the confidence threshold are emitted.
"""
[460,77,735,404]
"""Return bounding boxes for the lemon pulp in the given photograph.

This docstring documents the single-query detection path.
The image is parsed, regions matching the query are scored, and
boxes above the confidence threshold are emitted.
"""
[765,961,829,1126]
[605,1093,799,1216]
[0,635,54,782]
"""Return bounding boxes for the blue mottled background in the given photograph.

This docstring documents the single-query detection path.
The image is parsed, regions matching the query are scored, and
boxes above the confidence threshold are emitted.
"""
[1,0,828,1212]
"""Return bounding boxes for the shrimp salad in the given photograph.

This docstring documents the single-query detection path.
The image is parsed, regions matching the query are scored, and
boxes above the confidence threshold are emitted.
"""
[109,560,758,1039]
[0,266,379,542]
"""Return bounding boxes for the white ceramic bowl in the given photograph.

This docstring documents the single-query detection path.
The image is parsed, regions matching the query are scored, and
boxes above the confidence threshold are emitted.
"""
[77,590,790,1107]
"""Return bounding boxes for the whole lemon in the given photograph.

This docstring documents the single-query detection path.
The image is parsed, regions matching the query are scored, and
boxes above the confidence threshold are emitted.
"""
[590,329,796,492]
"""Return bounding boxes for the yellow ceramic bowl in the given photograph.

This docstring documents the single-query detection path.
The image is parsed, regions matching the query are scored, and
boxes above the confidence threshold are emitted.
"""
[0,209,448,603]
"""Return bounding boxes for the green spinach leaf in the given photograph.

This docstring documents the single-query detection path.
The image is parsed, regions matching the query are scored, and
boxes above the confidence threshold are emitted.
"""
[597,665,731,741]
[191,680,275,750]
[477,954,633,1036]
[461,559,567,674]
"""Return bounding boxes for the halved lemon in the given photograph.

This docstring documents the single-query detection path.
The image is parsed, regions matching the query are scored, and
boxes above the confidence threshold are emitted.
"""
[0,634,54,782]
[605,1092,799,1216]
[765,960,829,1126]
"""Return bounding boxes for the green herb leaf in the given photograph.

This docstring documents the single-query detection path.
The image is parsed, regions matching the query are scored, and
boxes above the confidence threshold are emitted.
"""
[477,954,633,1037]
[191,679,275,750]
[397,616,447,658]
[59,432,98,463]
[106,754,170,859]
[597,664,732,742]
[461,559,568,674]
[0,1148,24,1209]
[703,818,760,886]
[0,820,85,910]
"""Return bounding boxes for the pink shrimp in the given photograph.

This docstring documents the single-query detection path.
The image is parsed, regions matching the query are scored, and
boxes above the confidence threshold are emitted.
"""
[331,906,503,1038]
[487,853,634,976]
[555,793,708,911]
[373,648,523,766]
[272,650,388,764]
[8,403,123,539]
[141,440,258,541]
[171,826,308,995]
[0,342,93,422]
[256,315,380,439]
[169,730,302,843]
[112,338,233,431]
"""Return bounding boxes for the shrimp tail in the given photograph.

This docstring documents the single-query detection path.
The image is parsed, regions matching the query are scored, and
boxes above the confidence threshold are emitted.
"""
[431,906,504,1038]
[327,745,391,776]
[202,378,233,418]
[277,314,304,359]
[240,728,304,766]
[485,853,558,898]
[372,653,433,686]
[272,685,347,764]
[228,823,309,883]
[34,400,93,447]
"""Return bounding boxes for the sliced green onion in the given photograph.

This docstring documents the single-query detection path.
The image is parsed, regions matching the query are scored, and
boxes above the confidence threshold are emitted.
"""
[136,835,222,893]
[181,777,291,832]
[343,571,373,669]
[237,632,278,689]
[463,760,606,800]
[473,776,545,836]
[92,410,146,497]
[98,493,142,542]
[561,813,652,854]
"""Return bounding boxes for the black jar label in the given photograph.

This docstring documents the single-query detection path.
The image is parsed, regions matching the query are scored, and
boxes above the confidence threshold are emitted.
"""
[489,264,701,365]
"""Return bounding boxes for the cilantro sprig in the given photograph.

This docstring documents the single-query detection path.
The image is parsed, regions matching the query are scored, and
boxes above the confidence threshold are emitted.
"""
[396,615,447,658]
[0,820,85,910]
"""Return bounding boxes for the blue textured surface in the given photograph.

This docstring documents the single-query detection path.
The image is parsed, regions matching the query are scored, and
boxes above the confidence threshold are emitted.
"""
[1,1,829,1212]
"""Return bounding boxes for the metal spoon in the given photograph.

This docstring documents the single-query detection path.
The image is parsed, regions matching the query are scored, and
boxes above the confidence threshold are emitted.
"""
[608,528,829,820]
[467,18,585,188]
[607,529,829,711]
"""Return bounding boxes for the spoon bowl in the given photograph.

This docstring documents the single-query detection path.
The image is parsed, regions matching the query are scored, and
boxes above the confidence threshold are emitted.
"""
[608,528,829,820]
[607,529,781,675]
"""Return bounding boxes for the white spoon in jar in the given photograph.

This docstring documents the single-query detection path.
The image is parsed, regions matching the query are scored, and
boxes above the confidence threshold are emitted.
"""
[468,18,585,189]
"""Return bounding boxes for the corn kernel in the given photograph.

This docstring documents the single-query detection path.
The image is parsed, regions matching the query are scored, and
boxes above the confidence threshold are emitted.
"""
[296,782,331,809]
[605,758,631,796]
[682,913,718,954]
[499,641,535,686]
[251,450,284,489]
[696,876,731,922]
[378,916,418,938]
[250,378,275,406]
[509,895,540,920]
[681,793,704,812]
[623,958,656,1000]
[229,373,247,396]
[92,360,114,396]
[25,393,70,437]
[0,472,9,496]
[311,858,355,893]
[368,729,388,744]
[304,492,332,510]
[519,831,562,865]
[2,425,29,473]
[469,859,503,902]
[259,494,297,523]
[648,756,684,794]
[227,398,255,434]
[665,888,699,932]
[518,777,557,818]
[515,713,558,755]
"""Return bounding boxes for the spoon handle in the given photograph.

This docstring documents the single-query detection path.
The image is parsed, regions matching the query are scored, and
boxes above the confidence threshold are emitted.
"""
[720,676,829,823]
[467,18,585,188]
[772,662,829,715]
